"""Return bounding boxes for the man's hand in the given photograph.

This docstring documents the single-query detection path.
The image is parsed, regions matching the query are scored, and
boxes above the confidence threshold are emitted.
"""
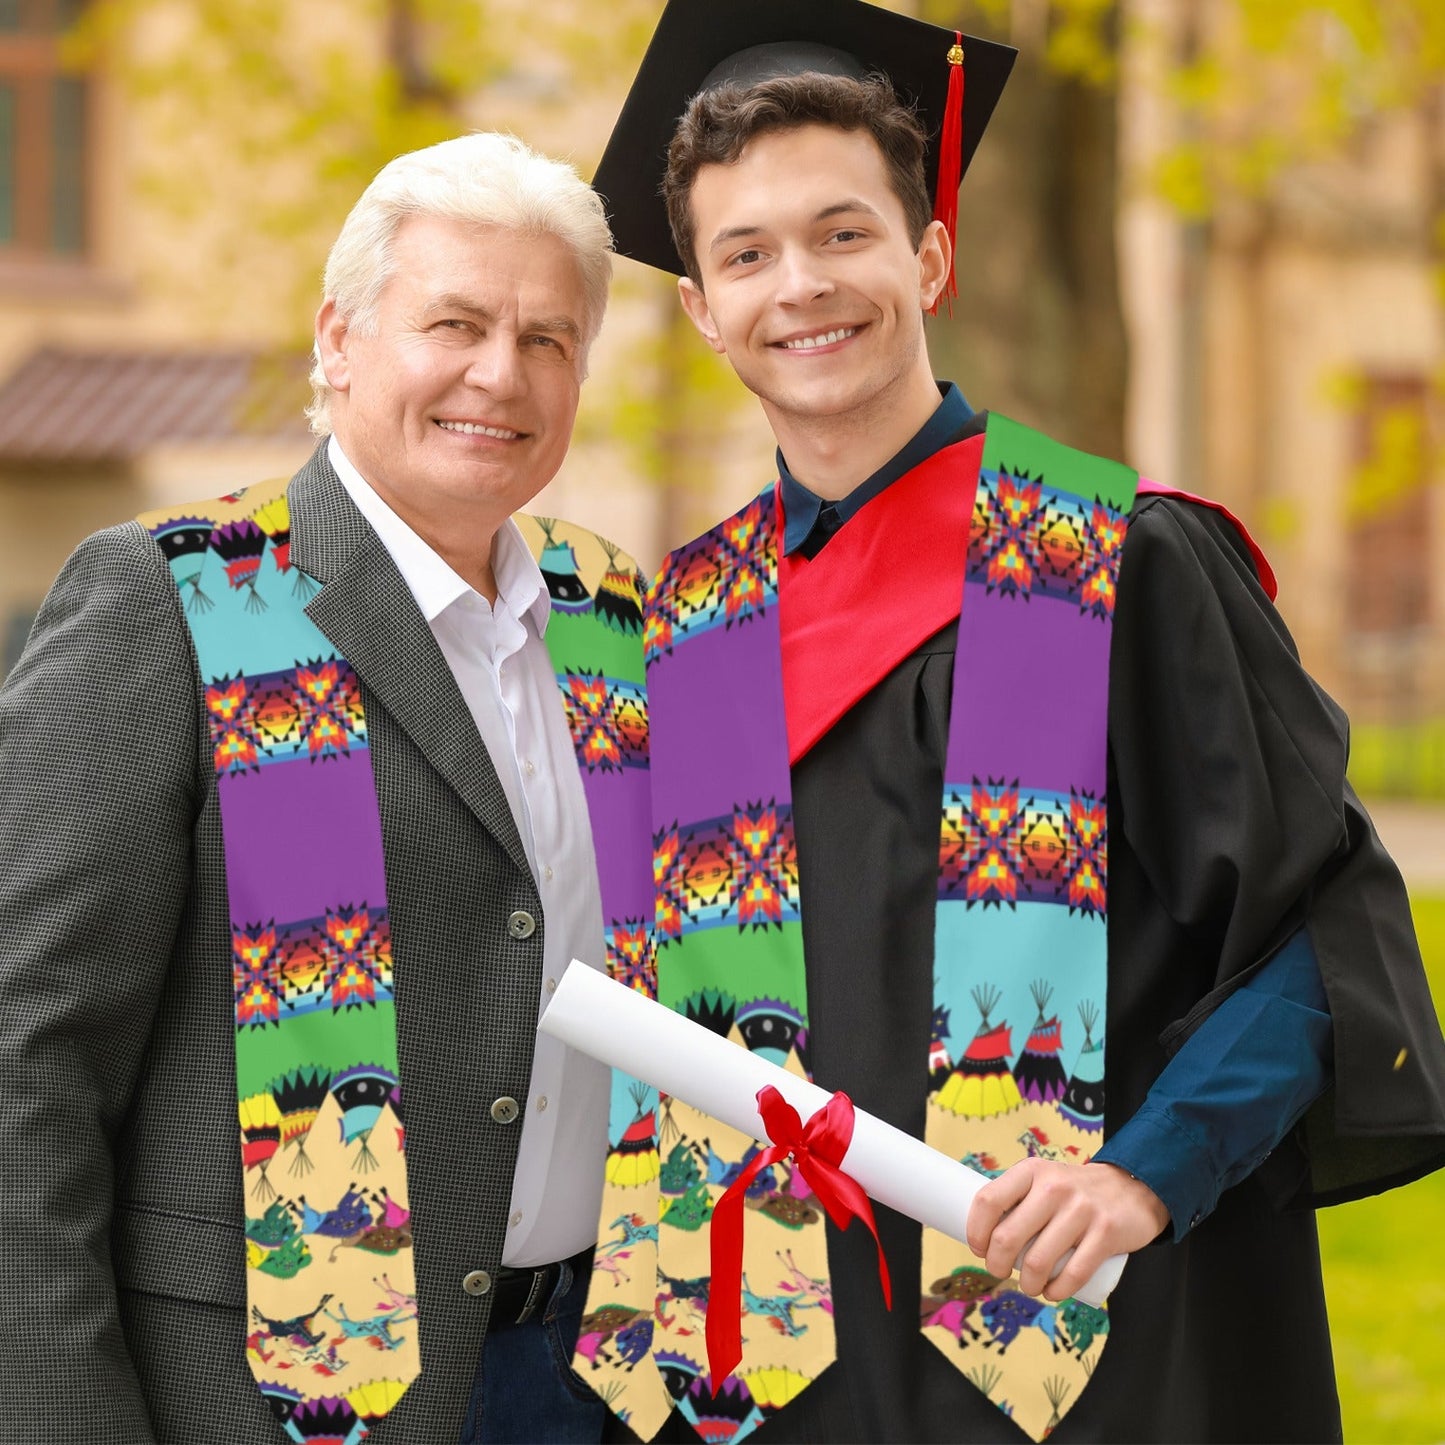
[965,1160,1170,1302]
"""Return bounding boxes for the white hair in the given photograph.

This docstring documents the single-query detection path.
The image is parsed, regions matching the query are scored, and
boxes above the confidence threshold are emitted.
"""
[307,131,613,435]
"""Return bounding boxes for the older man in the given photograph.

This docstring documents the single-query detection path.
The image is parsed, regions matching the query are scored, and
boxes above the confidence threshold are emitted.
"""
[0,133,648,1445]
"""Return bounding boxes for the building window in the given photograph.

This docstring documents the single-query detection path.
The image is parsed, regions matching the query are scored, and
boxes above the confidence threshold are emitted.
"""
[0,0,89,258]
[1342,371,1439,746]
[1345,374,1435,639]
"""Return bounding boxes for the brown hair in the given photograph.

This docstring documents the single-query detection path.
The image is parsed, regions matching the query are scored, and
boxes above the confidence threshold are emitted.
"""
[663,72,932,285]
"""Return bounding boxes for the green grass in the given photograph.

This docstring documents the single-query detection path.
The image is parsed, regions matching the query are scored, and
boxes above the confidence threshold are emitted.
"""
[1318,895,1445,1442]
[1347,722,1445,801]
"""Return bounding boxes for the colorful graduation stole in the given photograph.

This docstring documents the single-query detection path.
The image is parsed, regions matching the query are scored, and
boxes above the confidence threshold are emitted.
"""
[581,414,1136,1443]
[139,484,651,1443]
[920,418,1133,1438]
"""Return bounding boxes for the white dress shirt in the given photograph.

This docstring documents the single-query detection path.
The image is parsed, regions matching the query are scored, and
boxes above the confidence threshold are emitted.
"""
[329,436,610,1267]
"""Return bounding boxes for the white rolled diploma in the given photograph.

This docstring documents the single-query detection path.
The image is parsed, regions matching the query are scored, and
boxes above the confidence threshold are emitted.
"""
[540,960,1124,1308]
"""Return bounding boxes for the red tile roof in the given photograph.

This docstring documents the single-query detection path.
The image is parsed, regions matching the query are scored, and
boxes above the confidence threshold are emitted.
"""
[0,347,314,462]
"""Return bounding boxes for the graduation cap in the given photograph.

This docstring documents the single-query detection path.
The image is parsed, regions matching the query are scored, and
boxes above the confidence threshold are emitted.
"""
[594,0,1017,304]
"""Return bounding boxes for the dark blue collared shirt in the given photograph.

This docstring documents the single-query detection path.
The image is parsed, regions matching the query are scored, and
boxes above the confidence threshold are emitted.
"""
[778,380,1333,1237]
[779,383,975,557]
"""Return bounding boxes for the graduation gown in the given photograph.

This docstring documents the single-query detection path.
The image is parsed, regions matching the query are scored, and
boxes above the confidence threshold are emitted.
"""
[725,491,1445,1444]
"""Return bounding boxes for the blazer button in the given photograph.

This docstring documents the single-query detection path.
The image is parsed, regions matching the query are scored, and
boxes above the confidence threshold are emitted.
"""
[491,1096,521,1125]
[507,910,536,940]
[462,1269,493,1297]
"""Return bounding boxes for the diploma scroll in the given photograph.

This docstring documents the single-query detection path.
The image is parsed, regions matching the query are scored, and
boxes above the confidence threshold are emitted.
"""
[540,960,1124,1308]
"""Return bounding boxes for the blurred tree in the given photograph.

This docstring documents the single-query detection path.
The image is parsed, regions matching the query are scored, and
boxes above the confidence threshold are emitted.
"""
[575,271,759,553]
[911,0,1443,478]
[65,0,749,544]
[67,0,660,326]
[1149,1,1444,224]
[1148,0,1445,521]
[917,0,1130,459]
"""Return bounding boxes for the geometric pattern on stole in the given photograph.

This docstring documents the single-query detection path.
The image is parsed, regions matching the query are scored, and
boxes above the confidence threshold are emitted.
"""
[514,515,675,1439]
[923,414,1136,1442]
[578,492,832,1442]
[139,477,415,1444]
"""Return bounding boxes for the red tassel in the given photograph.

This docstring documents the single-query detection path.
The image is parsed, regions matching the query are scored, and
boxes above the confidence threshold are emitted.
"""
[929,33,966,317]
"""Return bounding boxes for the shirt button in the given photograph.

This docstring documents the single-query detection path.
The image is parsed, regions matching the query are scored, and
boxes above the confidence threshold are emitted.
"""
[507,910,536,940]
[543,865,554,881]
[545,978,558,995]
[536,1095,549,1113]
[524,759,536,776]
[462,1269,493,1297]
[510,1210,523,1228]
[491,1096,521,1125]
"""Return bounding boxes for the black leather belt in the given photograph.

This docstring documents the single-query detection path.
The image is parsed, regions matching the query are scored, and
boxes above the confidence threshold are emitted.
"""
[491,1245,593,1327]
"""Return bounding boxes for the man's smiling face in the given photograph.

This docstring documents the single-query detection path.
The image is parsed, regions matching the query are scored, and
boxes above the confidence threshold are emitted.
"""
[319,213,588,534]
[678,123,944,430]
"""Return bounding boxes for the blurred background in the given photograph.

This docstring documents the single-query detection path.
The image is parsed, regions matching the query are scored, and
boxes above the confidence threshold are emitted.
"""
[1,0,1441,1434]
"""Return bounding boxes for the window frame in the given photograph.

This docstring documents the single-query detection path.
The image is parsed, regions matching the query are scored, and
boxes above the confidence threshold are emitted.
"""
[0,0,92,261]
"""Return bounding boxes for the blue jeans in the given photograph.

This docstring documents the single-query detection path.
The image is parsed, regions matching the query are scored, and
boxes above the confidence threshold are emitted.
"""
[460,1255,607,1444]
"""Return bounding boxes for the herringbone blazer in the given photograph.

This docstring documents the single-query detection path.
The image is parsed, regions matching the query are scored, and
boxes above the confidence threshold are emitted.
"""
[0,447,555,1443]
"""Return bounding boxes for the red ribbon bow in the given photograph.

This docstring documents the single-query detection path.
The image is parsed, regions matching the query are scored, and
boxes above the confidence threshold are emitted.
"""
[706,1085,892,1389]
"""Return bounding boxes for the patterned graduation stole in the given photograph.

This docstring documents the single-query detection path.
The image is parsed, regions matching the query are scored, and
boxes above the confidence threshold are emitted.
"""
[139,485,653,1443]
[518,517,672,1432]
[583,414,1135,1444]
[580,491,813,1443]
[141,479,415,1442]
[921,415,1135,1439]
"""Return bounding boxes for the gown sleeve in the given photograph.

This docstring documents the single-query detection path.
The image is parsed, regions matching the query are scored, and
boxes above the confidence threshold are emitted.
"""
[1107,495,1445,1209]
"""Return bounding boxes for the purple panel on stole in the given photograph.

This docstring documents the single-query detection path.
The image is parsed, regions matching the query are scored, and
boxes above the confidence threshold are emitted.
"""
[649,614,790,824]
[217,754,388,925]
[946,589,1112,793]
[582,767,652,919]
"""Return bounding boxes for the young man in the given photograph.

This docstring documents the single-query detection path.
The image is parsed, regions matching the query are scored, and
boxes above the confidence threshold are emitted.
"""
[0,133,649,1444]
[573,2,1445,1441]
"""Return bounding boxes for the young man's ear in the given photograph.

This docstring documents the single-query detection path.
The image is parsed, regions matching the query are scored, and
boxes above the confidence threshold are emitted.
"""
[315,298,352,394]
[678,276,727,355]
[917,219,952,313]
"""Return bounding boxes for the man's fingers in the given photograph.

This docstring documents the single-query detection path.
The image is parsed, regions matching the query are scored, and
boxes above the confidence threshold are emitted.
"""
[966,1159,1039,1258]
[982,1195,1056,1281]
[1039,1224,1109,1303]
[1034,1219,1109,1312]
[1015,1198,1089,1299]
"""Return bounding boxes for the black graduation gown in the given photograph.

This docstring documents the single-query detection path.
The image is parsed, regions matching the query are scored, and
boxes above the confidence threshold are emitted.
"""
[742,493,1445,1444]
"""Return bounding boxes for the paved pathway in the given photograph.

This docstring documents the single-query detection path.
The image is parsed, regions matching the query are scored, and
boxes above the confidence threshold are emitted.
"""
[1361,799,1445,896]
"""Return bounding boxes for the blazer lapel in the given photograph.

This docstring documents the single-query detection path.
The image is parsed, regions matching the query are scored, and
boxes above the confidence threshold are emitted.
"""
[286,445,532,878]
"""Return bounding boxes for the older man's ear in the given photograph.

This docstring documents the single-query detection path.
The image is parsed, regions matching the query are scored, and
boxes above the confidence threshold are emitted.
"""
[314,299,353,395]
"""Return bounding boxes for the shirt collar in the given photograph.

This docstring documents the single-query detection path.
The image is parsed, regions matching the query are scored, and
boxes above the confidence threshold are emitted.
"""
[327,435,550,634]
[492,517,550,636]
[778,382,974,556]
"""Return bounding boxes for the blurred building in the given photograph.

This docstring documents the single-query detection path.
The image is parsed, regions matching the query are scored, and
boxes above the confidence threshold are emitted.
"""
[0,0,317,670]
[1119,0,1444,772]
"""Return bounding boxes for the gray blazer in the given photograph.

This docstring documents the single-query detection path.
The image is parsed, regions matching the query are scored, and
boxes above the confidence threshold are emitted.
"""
[0,447,557,1443]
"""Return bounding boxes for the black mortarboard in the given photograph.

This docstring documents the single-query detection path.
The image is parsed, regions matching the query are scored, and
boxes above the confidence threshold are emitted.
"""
[594,0,1017,283]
